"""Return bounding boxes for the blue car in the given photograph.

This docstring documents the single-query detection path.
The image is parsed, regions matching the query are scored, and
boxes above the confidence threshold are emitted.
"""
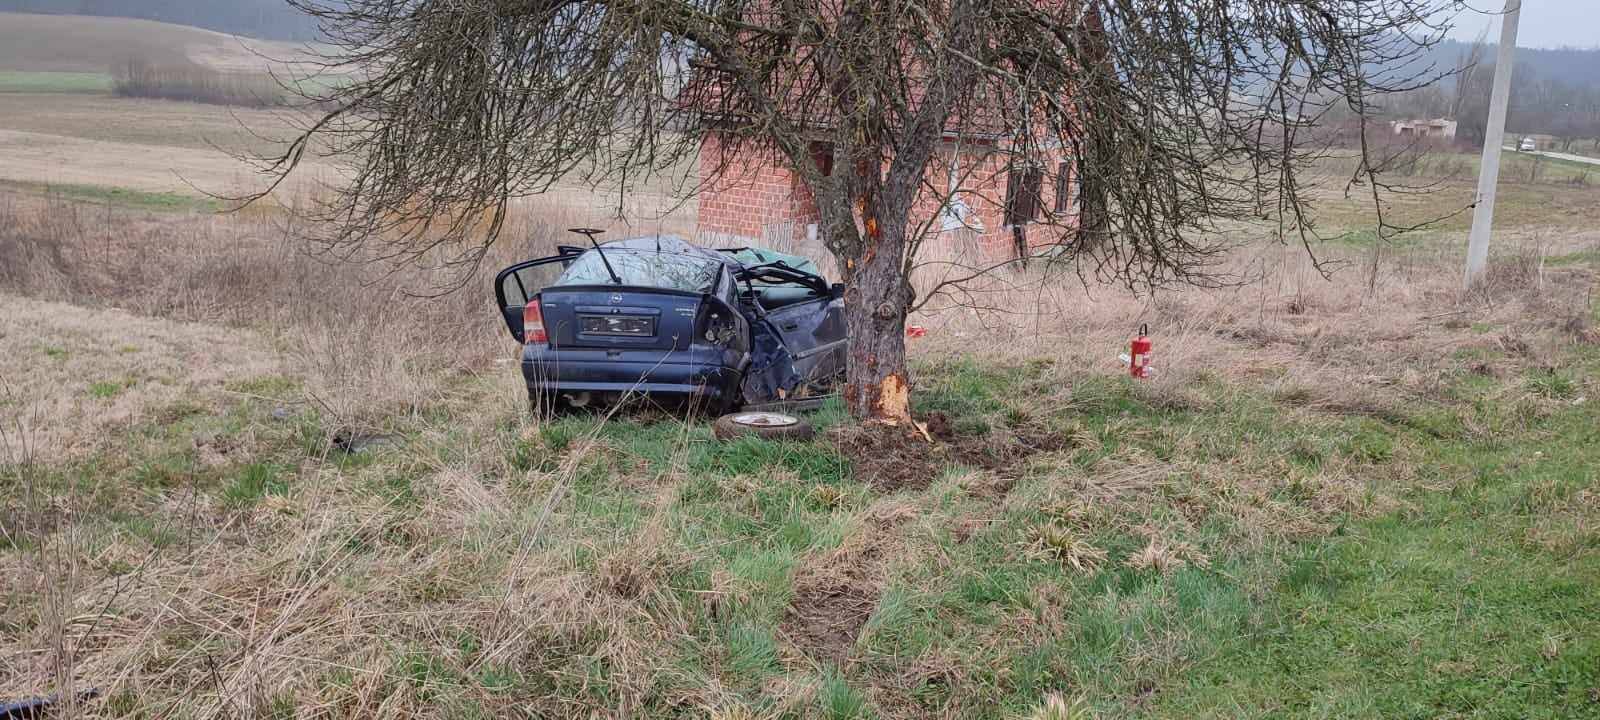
[494,234,848,412]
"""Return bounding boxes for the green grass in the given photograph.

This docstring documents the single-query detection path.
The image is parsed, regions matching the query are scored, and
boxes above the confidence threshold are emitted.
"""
[1548,248,1600,267]
[226,375,301,398]
[0,71,112,94]
[9,329,1599,718]
[507,351,1599,718]
[1147,398,1600,718]
[1456,149,1596,184]
[1327,227,1438,248]
[222,462,290,508]
[1,180,219,213]
[1510,149,1600,177]
[88,378,133,399]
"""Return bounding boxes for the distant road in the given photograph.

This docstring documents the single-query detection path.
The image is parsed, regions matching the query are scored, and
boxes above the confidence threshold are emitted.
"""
[1501,147,1600,167]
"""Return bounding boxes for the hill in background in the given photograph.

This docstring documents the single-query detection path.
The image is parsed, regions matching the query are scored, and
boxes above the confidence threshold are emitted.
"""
[0,0,321,41]
[1422,38,1600,92]
[0,12,309,74]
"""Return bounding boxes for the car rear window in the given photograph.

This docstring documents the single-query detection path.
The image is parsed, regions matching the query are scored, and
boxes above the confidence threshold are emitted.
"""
[553,249,722,293]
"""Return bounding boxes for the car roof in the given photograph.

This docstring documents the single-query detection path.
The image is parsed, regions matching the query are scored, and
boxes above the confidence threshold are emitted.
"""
[600,236,820,277]
[600,235,737,267]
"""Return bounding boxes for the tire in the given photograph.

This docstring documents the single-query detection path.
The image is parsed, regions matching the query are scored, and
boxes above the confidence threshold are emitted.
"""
[712,411,815,441]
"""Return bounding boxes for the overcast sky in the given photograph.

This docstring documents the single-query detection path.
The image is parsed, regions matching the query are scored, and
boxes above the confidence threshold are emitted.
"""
[1447,0,1597,49]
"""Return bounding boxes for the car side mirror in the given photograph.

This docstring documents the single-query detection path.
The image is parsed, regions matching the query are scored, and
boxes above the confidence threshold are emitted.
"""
[830,282,846,299]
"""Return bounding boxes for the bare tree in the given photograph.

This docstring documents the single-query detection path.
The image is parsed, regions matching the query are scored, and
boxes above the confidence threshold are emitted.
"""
[255,0,1463,423]
[1451,28,1489,122]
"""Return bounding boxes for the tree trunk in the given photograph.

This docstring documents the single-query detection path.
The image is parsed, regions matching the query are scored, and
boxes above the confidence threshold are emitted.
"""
[841,209,913,423]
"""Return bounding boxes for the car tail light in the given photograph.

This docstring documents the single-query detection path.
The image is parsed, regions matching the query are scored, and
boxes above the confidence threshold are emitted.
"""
[523,299,548,344]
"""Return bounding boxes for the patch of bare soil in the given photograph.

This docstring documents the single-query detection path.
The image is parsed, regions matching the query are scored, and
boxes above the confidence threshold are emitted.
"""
[937,420,1071,473]
[923,411,1074,479]
[828,421,943,491]
[783,509,911,664]
[830,412,1073,492]
[784,543,881,665]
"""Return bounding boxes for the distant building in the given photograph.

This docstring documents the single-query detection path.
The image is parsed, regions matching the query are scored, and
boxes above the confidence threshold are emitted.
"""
[1390,118,1458,140]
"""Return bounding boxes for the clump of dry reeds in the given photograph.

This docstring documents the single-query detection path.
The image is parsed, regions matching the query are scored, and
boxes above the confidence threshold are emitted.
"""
[0,193,76,297]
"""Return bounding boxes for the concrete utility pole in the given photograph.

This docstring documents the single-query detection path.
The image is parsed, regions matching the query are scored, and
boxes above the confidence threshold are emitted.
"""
[1464,0,1522,289]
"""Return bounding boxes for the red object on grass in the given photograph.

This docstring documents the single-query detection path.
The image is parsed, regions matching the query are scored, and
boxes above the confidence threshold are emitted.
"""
[1129,323,1152,379]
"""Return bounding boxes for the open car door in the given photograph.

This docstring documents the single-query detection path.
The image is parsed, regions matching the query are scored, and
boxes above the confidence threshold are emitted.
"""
[494,252,579,342]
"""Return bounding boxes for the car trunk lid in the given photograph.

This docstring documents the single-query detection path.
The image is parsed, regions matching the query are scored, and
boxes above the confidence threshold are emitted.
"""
[536,286,702,351]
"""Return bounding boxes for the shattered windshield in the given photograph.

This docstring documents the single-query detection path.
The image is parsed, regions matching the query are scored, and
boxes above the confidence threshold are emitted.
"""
[553,249,722,293]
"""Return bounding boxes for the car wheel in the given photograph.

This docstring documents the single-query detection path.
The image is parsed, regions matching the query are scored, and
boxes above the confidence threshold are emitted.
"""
[712,411,815,441]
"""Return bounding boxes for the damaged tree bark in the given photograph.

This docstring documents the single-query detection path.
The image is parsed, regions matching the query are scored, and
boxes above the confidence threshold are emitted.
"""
[840,205,915,423]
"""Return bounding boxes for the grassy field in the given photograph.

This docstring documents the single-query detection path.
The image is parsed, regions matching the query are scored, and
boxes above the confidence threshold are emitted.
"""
[0,13,340,203]
[0,70,112,94]
[2,164,1598,717]
[0,181,221,212]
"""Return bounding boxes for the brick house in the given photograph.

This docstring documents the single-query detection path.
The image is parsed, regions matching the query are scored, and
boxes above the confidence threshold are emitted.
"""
[695,126,1080,262]
[685,1,1096,263]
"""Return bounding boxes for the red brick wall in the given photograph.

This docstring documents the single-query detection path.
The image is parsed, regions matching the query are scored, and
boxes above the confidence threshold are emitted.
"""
[696,132,1076,258]
[697,134,820,247]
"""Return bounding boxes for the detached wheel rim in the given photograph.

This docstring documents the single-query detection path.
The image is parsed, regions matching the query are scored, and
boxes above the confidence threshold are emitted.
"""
[730,412,799,428]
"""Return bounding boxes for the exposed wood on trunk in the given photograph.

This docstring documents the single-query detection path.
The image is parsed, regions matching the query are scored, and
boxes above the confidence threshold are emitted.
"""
[841,206,913,422]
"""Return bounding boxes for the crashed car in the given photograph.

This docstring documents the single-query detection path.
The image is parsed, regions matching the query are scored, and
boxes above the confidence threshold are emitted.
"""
[494,233,847,412]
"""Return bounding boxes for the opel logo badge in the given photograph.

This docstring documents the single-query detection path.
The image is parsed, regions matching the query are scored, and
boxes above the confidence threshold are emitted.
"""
[609,293,623,305]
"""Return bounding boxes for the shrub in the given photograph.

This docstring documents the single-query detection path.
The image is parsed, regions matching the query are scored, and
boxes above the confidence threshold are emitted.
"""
[112,56,286,108]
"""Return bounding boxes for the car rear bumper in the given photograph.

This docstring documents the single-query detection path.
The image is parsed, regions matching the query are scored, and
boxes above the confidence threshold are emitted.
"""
[521,345,743,403]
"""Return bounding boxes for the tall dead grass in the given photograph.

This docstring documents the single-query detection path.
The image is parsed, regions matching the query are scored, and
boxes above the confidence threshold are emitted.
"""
[0,186,712,429]
[3,185,1593,429]
[112,57,287,108]
[0,193,535,429]
[905,219,1600,421]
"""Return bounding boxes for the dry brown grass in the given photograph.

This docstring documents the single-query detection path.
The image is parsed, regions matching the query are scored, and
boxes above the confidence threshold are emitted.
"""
[0,187,701,443]
[0,295,285,461]
[0,127,333,200]
[0,93,299,156]
[0,191,534,429]
[908,217,1600,412]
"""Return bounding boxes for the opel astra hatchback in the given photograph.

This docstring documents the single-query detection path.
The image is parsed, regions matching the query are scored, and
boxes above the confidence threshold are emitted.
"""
[494,234,846,412]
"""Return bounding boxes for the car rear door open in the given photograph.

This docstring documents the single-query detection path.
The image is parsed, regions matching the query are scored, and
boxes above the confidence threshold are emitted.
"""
[494,255,578,342]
